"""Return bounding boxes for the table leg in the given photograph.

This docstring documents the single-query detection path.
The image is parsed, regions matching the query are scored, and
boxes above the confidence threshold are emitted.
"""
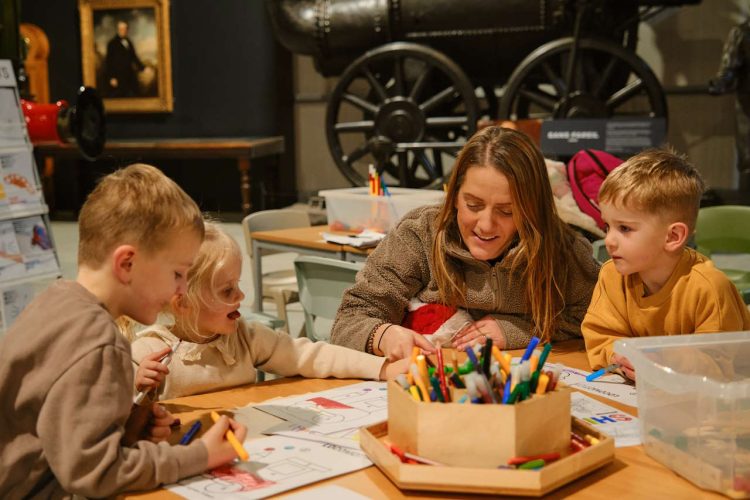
[238,157,252,215]
[252,239,263,312]
[42,156,56,212]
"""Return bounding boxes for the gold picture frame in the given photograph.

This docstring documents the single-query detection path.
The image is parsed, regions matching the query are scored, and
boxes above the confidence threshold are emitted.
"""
[78,0,173,113]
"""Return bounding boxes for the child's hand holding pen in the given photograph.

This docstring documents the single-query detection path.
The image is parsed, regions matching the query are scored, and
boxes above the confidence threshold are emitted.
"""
[145,403,177,443]
[203,413,248,469]
[611,353,636,381]
[135,346,173,394]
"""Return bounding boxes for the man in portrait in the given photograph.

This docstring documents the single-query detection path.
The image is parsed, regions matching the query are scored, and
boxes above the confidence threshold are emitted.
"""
[103,20,145,98]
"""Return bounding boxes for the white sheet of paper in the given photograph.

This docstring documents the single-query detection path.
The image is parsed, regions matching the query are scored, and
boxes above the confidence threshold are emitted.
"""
[254,381,388,435]
[570,392,641,447]
[555,364,638,407]
[169,435,371,500]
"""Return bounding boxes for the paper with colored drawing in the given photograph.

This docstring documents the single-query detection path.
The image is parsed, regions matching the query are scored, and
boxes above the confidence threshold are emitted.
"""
[263,422,363,450]
[555,363,638,407]
[253,381,388,435]
[169,435,371,499]
[570,392,641,447]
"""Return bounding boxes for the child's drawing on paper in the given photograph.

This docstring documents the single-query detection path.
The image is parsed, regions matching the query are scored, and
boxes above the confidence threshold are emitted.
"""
[170,436,371,500]
[255,382,388,435]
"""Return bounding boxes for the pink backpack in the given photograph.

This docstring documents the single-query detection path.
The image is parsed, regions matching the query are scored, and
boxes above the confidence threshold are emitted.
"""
[567,149,623,231]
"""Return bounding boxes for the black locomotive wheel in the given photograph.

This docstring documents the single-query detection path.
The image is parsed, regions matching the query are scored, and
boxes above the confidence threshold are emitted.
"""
[326,42,479,187]
[499,37,667,123]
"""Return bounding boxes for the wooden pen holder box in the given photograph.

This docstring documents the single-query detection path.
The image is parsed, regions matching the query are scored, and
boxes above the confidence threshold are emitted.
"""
[387,380,572,468]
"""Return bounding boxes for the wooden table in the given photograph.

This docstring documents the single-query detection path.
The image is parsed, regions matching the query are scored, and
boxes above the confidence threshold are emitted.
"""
[34,136,285,215]
[124,342,724,499]
[250,225,373,312]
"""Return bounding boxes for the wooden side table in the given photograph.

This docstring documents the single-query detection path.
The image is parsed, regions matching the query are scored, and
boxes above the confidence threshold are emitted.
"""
[33,136,285,215]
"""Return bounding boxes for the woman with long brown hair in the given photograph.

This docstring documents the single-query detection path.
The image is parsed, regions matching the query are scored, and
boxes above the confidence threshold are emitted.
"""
[330,126,600,360]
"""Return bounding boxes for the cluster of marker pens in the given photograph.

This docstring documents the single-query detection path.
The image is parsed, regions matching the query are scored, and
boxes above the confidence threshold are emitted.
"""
[396,336,561,404]
[368,165,390,197]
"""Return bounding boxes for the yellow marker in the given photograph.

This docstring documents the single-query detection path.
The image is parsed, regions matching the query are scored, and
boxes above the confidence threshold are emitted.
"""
[491,346,511,375]
[210,411,249,461]
[530,353,539,373]
[416,355,429,386]
[415,379,430,403]
[584,434,600,445]
[451,351,460,374]
[535,373,549,395]
[410,346,421,366]
[409,385,422,402]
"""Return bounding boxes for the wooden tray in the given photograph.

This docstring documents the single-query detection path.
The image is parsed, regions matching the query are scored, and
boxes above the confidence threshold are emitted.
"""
[359,417,615,497]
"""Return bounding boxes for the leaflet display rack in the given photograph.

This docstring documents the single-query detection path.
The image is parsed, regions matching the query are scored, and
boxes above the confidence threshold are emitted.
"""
[0,60,61,336]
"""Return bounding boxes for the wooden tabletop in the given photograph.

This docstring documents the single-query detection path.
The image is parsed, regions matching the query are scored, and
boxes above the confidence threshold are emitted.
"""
[123,341,723,499]
[33,136,285,159]
[251,225,374,256]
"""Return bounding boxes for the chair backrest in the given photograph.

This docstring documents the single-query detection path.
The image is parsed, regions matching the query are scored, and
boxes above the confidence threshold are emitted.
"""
[591,239,610,263]
[242,209,311,259]
[294,256,363,341]
[695,206,750,256]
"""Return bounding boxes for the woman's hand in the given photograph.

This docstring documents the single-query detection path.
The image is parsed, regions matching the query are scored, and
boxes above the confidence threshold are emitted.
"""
[451,316,506,352]
[375,324,436,361]
[611,353,635,381]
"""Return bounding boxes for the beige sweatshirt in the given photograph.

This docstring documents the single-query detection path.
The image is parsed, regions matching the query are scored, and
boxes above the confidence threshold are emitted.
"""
[0,281,207,499]
[130,319,387,400]
[331,205,601,351]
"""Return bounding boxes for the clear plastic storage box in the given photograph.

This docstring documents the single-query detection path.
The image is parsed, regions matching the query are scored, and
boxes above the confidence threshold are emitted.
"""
[615,332,750,498]
[319,187,444,233]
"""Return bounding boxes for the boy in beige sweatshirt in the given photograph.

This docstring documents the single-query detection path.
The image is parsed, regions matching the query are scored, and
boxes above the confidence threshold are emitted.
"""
[0,164,247,498]
[582,149,750,380]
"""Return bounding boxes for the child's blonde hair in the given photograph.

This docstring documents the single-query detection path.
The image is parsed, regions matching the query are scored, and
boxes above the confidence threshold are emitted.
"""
[78,163,204,268]
[177,222,242,338]
[599,148,705,232]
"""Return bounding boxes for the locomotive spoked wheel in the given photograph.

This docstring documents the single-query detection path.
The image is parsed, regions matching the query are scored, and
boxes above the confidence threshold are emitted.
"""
[499,37,666,123]
[327,42,479,187]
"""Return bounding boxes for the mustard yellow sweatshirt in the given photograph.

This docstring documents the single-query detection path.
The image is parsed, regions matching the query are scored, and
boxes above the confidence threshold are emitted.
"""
[583,248,750,370]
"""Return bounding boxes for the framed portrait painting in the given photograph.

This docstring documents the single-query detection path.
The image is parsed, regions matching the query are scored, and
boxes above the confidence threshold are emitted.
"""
[79,0,173,113]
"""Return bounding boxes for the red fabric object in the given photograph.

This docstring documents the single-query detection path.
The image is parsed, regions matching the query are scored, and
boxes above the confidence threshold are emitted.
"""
[402,304,457,335]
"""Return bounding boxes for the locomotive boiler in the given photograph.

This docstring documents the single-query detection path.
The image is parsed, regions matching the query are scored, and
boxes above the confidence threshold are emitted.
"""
[267,0,700,187]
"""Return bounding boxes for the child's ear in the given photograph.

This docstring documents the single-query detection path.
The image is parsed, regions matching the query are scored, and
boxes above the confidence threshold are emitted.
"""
[171,293,188,312]
[665,222,689,252]
[112,245,137,284]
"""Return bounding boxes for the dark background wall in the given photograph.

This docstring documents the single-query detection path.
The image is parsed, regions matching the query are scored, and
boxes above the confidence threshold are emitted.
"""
[22,0,295,219]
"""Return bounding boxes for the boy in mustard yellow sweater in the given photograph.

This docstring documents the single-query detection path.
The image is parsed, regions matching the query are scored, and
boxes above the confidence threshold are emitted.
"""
[582,148,750,380]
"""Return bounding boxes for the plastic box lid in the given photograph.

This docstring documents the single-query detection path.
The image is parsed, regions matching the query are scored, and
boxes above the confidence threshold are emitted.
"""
[615,331,750,400]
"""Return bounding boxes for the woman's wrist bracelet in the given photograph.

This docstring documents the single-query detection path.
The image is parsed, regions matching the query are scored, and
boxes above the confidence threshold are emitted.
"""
[365,331,376,354]
[377,323,396,353]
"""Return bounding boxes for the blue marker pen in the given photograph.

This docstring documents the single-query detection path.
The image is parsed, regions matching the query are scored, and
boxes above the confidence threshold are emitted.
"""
[465,346,479,370]
[586,363,620,382]
[502,378,511,404]
[521,337,540,362]
[179,420,202,445]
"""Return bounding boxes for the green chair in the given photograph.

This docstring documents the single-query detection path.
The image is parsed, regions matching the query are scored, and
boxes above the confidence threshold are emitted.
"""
[591,239,610,264]
[695,205,750,304]
[294,256,364,341]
